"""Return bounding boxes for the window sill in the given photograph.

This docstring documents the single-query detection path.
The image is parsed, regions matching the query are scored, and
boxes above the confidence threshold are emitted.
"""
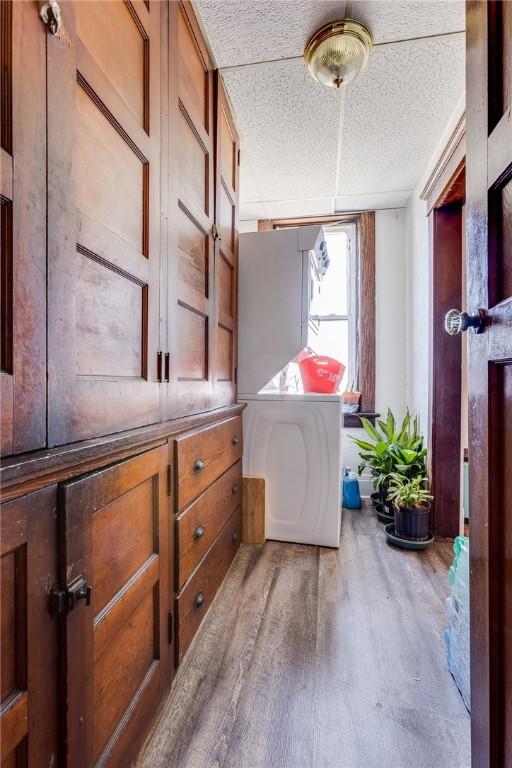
[343,412,380,428]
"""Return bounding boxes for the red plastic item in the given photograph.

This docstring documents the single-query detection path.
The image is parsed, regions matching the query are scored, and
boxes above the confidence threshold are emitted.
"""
[299,355,346,394]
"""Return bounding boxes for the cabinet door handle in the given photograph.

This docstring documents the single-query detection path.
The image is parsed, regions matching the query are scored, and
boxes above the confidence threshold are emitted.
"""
[232,483,239,495]
[231,435,240,446]
[193,458,205,473]
[193,525,205,540]
[194,592,205,609]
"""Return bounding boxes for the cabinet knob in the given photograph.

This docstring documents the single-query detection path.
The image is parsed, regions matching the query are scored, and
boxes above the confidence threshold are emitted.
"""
[193,525,205,540]
[232,483,239,495]
[193,458,205,473]
[232,530,239,543]
[231,435,240,446]
[194,592,205,609]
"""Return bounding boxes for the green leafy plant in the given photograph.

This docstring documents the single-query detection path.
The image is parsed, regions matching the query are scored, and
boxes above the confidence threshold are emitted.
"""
[351,408,427,492]
[387,474,433,509]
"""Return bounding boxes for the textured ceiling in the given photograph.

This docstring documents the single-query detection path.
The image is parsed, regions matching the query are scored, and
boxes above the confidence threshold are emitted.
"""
[194,0,466,219]
[195,0,465,67]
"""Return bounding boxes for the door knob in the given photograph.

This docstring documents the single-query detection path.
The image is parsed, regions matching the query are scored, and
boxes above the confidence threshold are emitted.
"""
[444,308,487,336]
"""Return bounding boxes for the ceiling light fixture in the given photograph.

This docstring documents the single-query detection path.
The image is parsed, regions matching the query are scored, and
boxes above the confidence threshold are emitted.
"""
[304,19,373,88]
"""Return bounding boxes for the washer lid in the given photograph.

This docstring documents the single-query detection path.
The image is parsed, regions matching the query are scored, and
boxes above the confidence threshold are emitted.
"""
[238,392,344,403]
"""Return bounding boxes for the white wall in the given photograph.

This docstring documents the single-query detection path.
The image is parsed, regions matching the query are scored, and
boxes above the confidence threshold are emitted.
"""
[405,186,430,436]
[343,208,407,491]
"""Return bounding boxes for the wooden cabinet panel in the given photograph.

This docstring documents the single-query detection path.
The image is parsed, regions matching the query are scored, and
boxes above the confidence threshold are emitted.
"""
[176,506,242,663]
[165,0,215,419]
[175,415,242,510]
[75,1,147,128]
[58,445,173,767]
[0,0,47,457]
[212,72,240,407]
[47,0,162,446]
[177,460,242,589]
[0,486,59,766]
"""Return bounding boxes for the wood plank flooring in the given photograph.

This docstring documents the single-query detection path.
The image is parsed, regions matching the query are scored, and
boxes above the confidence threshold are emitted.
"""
[140,506,471,768]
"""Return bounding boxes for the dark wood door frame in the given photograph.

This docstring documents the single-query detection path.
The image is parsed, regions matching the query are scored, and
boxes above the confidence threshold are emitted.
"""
[428,161,466,538]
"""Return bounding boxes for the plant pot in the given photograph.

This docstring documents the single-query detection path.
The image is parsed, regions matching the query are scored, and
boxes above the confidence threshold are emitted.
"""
[394,502,431,541]
[370,492,381,509]
[377,508,394,524]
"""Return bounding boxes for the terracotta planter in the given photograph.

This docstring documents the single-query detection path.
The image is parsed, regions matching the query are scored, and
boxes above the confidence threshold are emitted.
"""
[394,502,431,541]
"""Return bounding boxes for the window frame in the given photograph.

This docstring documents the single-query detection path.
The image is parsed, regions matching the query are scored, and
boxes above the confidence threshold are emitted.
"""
[258,212,376,425]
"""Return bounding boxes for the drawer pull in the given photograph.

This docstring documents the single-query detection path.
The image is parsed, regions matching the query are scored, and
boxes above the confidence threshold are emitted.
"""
[193,458,205,473]
[232,483,239,495]
[194,592,205,609]
[232,530,239,543]
[193,525,205,541]
[231,435,240,446]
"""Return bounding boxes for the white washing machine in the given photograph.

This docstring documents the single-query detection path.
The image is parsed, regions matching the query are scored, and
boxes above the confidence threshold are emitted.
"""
[241,392,343,547]
[238,227,343,548]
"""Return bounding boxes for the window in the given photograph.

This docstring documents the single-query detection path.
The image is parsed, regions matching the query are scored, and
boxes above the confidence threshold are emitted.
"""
[308,224,357,392]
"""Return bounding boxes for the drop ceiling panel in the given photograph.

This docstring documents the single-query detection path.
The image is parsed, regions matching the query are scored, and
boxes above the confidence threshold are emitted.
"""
[337,35,465,196]
[222,58,341,204]
[195,0,464,67]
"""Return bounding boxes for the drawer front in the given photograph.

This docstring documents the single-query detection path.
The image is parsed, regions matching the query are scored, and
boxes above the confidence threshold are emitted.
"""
[177,461,242,590]
[176,506,242,663]
[175,416,242,510]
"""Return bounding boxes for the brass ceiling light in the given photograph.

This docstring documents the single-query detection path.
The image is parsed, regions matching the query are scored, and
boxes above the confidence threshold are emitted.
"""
[304,20,373,88]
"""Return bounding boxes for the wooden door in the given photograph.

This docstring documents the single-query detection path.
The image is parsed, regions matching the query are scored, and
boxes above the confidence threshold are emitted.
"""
[466,2,512,765]
[0,487,59,767]
[166,0,215,418]
[212,73,240,407]
[58,445,173,767]
[0,0,47,456]
[46,1,162,446]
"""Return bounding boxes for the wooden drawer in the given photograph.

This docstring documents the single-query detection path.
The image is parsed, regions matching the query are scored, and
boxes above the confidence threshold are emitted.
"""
[176,460,242,590]
[176,506,242,663]
[175,416,242,510]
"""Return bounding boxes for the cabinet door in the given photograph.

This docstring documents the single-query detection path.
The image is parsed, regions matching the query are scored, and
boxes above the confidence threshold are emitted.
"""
[59,446,173,767]
[46,1,162,446]
[0,0,47,456]
[165,0,215,418]
[213,73,240,407]
[0,486,59,766]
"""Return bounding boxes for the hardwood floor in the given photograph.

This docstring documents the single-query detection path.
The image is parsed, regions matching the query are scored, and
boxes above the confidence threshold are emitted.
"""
[140,506,471,768]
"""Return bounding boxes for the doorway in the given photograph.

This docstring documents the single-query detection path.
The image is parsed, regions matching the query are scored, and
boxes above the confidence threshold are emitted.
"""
[429,161,466,539]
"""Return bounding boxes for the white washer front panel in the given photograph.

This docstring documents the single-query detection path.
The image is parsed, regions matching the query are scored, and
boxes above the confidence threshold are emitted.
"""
[242,399,342,547]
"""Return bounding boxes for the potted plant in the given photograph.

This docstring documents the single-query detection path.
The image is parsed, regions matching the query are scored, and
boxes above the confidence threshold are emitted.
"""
[386,474,433,544]
[352,409,428,523]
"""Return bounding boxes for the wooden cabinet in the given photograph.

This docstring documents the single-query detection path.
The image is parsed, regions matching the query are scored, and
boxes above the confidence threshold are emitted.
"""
[213,72,240,408]
[0,404,244,766]
[164,1,240,419]
[46,0,162,447]
[1,0,240,457]
[57,446,173,767]
[174,415,243,663]
[176,507,242,663]
[1,0,243,760]
[0,487,59,767]
[0,1,47,457]
[175,415,243,509]
[176,460,242,589]
[164,0,215,418]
